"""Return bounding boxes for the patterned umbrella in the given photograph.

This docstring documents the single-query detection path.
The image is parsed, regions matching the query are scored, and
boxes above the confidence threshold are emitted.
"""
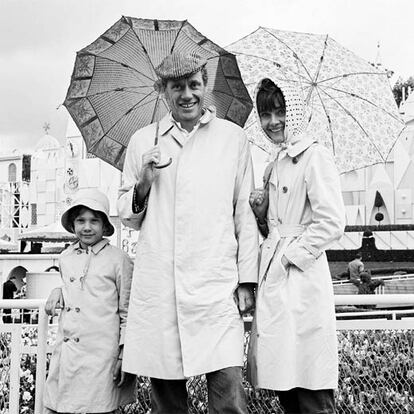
[228,27,405,173]
[63,16,253,170]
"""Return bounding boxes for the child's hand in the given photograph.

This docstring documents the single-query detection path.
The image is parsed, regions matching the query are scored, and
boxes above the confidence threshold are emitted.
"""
[45,288,64,316]
[249,187,269,221]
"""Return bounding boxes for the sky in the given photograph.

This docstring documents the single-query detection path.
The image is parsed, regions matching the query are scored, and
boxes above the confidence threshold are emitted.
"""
[0,0,413,152]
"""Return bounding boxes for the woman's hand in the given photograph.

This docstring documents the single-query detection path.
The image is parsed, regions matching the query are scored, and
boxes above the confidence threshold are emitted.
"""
[45,288,64,316]
[249,187,269,222]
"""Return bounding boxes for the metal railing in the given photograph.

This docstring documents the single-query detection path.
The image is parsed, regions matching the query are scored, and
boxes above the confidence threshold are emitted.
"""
[1,295,414,414]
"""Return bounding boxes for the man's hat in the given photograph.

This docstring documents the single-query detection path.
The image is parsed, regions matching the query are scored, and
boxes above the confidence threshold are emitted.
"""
[155,51,207,80]
[61,189,115,237]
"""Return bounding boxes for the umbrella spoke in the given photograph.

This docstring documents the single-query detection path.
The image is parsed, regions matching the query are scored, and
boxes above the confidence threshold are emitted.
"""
[311,86,336,153]
[316,84,404,124]
[317,71,388,85]
[88,94,160,151]
[80,53,156,85]
[170,20,186,54]
[262,28,315,82]
[318,87,386,161]
[122,16,159,77]
[305,35,329,104]
[235,51,313,85]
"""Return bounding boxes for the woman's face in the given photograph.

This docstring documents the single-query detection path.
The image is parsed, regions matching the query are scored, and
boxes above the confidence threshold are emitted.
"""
[259,104,286,144]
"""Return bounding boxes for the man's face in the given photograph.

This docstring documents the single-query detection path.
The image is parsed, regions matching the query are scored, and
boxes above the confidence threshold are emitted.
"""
[164,71,206,131]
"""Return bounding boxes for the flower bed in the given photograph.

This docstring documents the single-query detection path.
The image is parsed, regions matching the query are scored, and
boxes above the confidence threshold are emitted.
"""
[0,328,413,414]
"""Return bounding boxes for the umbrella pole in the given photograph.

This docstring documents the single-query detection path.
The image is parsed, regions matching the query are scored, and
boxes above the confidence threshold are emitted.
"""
[153,99,172,169]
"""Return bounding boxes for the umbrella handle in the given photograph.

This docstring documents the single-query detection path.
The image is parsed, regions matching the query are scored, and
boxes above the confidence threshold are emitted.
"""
[154,120,172,169]
[154,157,173,169]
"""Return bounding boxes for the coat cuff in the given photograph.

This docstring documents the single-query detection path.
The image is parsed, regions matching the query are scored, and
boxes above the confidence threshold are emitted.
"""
[117,186,147,230]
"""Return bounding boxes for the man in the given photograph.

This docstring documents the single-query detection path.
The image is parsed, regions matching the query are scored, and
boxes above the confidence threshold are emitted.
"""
[351,271,385,309]
[348,252,364,282]
[117,51,259,413]
[2,276,17,323]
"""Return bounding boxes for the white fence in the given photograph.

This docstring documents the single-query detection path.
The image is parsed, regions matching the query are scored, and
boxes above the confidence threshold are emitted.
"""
[0,300,48,414]
[1,295,414,414]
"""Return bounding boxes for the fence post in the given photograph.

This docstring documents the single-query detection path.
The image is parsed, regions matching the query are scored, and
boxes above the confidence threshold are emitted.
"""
[9,325,21,414]
[34,303,48,414]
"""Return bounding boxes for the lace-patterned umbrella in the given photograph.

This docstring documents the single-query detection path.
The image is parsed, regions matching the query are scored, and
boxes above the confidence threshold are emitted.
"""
[228,27,405,173]
[63,16,252,170]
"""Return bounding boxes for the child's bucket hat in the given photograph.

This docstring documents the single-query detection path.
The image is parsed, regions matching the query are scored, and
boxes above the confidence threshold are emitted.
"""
[61,189,115,237]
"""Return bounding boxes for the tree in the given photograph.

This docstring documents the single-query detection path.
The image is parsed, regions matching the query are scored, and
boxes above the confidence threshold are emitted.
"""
[392,76,414,107]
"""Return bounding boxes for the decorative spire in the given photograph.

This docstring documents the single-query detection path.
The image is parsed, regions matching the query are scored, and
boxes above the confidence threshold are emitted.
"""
[375,41,382,68]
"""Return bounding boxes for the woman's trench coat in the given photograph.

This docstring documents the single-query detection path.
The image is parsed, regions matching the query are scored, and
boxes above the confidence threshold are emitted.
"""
[118,109,259,379]
[247,78,346,391]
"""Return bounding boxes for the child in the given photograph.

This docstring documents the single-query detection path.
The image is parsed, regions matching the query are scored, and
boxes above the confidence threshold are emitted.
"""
[248,78,345,414]
[43,189,135,414]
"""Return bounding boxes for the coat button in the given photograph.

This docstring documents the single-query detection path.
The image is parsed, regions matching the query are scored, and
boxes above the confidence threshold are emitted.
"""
[292,157,298,164]
[66,307,71,312]
[63,337,69,342]
[69,277,75,282]
[282,186,288,193]
[74,337,80,343]
[75,307,80,313]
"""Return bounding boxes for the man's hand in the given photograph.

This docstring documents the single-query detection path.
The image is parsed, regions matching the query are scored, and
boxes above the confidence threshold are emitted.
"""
[234,283,256,316]
[134,146,161,206]
[249,187,269,222]
[139,146,161,186]
[45,288,64,316]
[112,359,135,387]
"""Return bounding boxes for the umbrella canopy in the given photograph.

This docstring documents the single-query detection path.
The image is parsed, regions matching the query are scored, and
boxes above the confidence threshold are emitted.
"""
[18,221,77,242]
[228,27,406,173]
[64,16,252,170]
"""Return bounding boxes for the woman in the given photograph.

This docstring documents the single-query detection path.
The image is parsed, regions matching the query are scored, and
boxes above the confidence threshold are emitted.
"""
[248,78,345,414]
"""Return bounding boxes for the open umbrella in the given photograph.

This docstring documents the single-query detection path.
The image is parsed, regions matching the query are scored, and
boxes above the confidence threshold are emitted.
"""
[228,27,406,173]
[18,221,77,242]
[63,16,252,170]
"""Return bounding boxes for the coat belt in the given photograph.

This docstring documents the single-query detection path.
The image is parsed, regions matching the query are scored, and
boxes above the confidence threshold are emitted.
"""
[268,223,305,238]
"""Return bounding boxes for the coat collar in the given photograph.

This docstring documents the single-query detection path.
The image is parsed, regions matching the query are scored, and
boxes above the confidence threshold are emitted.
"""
[71,238,110,255]
[285,134,318,158]
[158,106,216,146]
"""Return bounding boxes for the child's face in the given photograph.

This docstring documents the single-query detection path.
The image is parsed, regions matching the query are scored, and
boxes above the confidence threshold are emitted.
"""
[259,104,286,144]
[73,207,105,248]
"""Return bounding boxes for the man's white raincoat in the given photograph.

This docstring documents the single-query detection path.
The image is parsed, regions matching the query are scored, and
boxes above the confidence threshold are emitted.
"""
[118,108,259,379]
[248,78,345,391]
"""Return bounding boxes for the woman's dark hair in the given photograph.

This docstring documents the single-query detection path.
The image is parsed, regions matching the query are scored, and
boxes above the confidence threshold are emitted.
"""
[256,78,285,115]
[67,205,110,233]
